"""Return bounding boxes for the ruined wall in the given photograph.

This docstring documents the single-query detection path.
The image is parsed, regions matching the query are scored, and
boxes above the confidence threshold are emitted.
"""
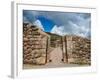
[63,35,91,65]
[65,36,73,63]
[23,23,49,65]
[23,23,91,65]
[71,36,91,65]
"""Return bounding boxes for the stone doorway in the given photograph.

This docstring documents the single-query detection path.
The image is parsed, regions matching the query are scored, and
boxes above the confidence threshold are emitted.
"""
[47,36,68,65]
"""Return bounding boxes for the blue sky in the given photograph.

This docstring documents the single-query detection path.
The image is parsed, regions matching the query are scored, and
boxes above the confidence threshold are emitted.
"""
[23,10,91,39]
[37,16,55,32]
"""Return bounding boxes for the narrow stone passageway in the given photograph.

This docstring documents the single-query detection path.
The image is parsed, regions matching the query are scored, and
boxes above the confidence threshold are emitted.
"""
[23,23,91,69]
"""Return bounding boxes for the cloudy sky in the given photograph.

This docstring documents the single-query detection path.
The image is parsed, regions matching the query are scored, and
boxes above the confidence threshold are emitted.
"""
[23,10,91,39]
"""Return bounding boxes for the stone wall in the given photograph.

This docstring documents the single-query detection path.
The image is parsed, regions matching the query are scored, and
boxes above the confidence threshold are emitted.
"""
[23,23,50,65]
[62,35,91,65]
[71,36,91,65]
[23,23,91,65]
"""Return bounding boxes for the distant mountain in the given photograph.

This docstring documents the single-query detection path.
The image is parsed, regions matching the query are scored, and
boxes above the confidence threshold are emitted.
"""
[45,32,61,37]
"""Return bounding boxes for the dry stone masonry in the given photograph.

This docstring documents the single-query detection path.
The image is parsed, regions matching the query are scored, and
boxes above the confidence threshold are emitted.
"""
[71,36,91,65]
[23,23,50,65]
[23,23,91,66]
[62,35,91,65]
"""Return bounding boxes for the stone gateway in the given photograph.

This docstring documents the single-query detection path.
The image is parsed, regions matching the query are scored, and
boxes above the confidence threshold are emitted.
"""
[23,23,91,68]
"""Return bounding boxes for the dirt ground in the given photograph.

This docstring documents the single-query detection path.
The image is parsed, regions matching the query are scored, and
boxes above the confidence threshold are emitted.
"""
[23,47,89,69]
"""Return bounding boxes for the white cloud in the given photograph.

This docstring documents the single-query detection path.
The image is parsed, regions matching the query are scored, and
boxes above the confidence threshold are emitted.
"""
[24,10,91,39]
[67,21,90,38]
[51,21,90,39]
[33,20,44,31]
[51,25,68,36]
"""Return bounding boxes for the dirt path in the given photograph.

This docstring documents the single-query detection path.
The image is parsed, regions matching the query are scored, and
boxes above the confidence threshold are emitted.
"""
[49,47,63,65]
[23,47,83,69]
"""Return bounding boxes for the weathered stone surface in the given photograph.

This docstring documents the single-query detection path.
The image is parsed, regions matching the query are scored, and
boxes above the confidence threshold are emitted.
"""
[62,36,91,65]
[71,36,91,65]
[23,23,50,65]
[34,57,46,65]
